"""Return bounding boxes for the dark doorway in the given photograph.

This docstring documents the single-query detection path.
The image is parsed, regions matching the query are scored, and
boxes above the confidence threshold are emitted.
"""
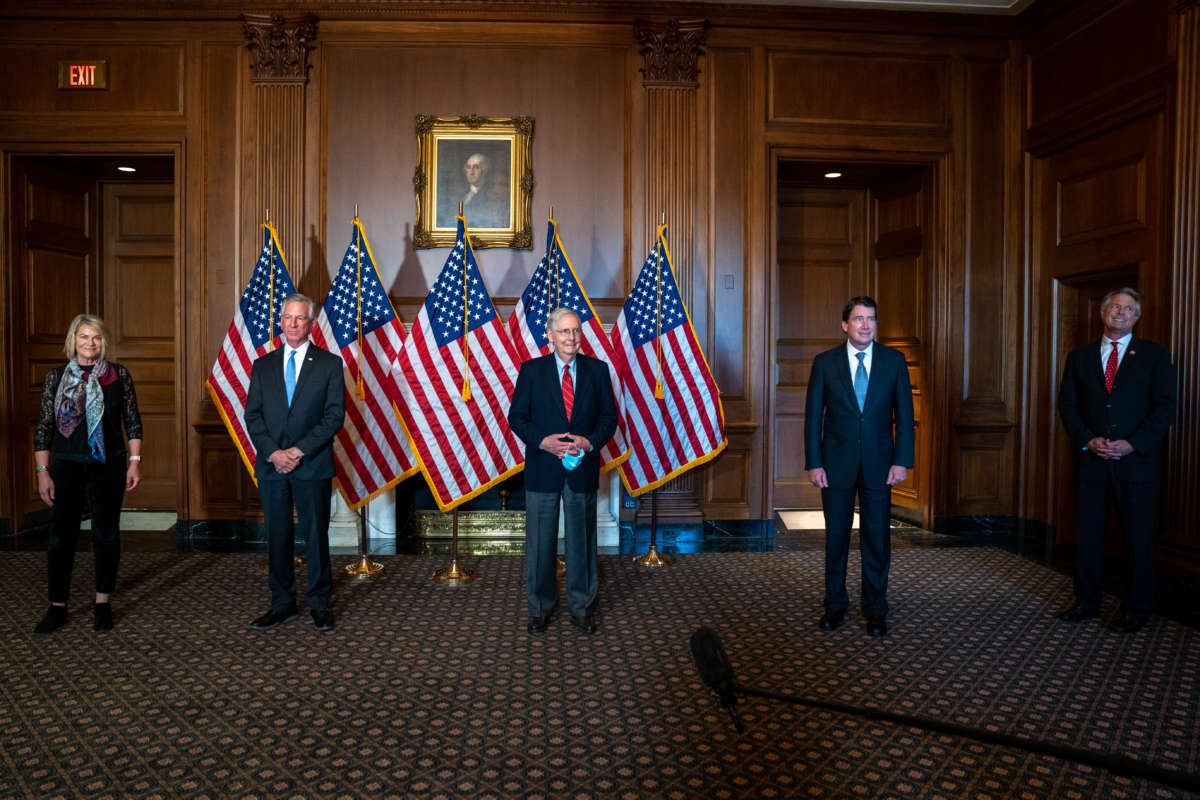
[7,155,177,529]
[772,160,933,527]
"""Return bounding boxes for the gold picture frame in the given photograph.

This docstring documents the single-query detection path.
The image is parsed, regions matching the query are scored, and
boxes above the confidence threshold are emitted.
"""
[413,114,534,249]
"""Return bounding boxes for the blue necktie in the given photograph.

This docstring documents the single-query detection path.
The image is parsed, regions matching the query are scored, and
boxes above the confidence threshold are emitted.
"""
[285,350,297,407]
[854,351,868,411]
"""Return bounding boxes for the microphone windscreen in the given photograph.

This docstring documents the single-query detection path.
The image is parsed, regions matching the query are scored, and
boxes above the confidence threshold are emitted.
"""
[690,627,734,691]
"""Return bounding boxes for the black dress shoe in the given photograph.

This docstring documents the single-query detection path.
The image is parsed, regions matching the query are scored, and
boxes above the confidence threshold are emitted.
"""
[818,610,845,631]
[1113,613,1149,634]
[527,615,550,633]
[1057,604,1100,622]
[93,602,113,632]
[311,608,334,631]
[250,606,298,630]
[33,605,68,635]
[569,614,597,634]
[866,616,888,637]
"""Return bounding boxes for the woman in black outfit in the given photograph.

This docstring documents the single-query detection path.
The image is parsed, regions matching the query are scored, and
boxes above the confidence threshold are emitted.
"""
[33,314,142,634]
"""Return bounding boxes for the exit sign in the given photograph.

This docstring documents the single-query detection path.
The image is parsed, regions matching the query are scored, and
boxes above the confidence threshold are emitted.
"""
[57,61,108,90]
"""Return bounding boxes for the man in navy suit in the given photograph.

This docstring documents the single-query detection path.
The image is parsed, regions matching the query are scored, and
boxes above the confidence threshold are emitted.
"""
[244,293,346,632]
[1057,288,1176,633]
[508,307,618,635]
[805,296,915,637]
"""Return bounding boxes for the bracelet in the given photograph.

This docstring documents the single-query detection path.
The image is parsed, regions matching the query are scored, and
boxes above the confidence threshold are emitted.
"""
[129,455,142,462]
[36,465,47,473]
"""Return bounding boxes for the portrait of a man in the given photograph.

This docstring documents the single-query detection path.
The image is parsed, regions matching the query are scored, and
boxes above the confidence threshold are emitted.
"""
[435,139,512,230]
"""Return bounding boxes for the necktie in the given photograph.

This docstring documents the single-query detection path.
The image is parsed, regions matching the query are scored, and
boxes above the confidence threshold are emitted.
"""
[854,352,868,411]
[562,364,574,420]
[1104,340,1119,393]
[286,350,297,407]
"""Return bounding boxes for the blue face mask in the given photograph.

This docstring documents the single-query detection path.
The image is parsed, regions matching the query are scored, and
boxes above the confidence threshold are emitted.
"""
[561,451,583,471]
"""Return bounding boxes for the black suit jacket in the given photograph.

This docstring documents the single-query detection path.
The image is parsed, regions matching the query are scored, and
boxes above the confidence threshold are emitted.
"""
[244,343,346,481]
[508,353,618,493]
[804,342,915,489]
[1057,336,1176,483]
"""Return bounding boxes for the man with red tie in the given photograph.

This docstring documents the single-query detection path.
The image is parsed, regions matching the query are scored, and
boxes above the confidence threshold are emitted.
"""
[508,307,618,635]
[1057,288,1176,633]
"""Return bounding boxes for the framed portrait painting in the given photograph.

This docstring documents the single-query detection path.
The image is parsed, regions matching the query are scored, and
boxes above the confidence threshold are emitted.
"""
[413,115,534,249]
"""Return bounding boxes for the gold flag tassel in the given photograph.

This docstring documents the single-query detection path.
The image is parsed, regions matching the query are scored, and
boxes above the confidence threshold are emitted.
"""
[266,217,277,353]
[354,217,366,400]
[654,227,665,400]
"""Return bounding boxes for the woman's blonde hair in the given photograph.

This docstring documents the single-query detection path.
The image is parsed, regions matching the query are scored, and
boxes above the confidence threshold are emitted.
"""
[63,314,110,361]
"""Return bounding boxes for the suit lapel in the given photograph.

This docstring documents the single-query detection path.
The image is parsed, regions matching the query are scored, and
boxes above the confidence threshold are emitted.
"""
[835,347,856,403]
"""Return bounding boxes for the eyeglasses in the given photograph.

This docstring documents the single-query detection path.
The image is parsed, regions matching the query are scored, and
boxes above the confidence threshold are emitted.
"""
[1107,304,1138,314]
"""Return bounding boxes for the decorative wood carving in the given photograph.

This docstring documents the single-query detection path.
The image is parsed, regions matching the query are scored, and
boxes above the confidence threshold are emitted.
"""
[1164,2,1199,565]
[636,18,707,87]
[638,20,707,521]
[243,13,316,86]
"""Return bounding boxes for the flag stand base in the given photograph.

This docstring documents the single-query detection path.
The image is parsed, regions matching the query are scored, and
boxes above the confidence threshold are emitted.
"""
[345,554,384,580]
[633,490,674,567]
[344,506,383,580]
[633,544,674,567]
[433,558,475,582]
[434,509,475,583]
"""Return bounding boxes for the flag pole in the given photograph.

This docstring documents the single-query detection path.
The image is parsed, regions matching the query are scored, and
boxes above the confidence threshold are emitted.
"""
[345,503,384,580]
[434,508,475,583]
[635,215,675,567]
[633,487,673,567]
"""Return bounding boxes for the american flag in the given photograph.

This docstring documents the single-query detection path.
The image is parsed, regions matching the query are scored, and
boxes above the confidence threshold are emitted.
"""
[393,216,525,511]
[611,224,726,495]
[312,219,420,509]
[206,223,297,479]
[508,219,628,471]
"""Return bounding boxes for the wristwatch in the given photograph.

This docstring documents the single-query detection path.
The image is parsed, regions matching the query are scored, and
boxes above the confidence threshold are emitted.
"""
[36,465,47,472]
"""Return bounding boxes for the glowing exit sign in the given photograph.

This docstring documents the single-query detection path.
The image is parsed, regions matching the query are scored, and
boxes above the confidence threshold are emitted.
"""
[57,61,108,90]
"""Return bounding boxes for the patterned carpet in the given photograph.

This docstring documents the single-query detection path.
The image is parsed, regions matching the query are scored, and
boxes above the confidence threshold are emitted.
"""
[1,548,1197,799]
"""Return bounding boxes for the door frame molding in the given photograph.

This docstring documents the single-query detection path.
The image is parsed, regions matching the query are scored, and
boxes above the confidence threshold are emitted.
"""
[1,142,185,531]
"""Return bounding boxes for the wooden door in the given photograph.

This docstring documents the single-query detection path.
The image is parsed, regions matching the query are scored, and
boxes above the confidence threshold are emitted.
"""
[8,160,98,526]
[870,171,932,527]
[101,183,176,510]
[773,186,868,509]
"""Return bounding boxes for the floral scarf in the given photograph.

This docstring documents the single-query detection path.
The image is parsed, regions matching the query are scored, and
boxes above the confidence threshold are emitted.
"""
[55,358,116,463]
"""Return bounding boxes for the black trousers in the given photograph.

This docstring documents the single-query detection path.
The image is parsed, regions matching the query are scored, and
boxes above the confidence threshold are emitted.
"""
[258,475,333,612]
[525,486,598,618]
[1074,472,1158,616]
[46,458,127,603]
[821,467,892,617]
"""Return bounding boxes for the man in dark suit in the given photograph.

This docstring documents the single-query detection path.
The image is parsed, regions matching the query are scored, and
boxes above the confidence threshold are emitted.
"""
[244,293,346,632]
[508,307,618,635]
[805,296,915,637]
[1056,287,1176,634]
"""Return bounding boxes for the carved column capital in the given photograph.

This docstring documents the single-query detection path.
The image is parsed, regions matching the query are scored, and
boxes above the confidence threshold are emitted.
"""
[243,13,317,86]
[635,18,708,88]
[1177,0,1199,12]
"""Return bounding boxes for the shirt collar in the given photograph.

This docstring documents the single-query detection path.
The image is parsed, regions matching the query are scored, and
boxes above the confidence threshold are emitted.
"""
[554,353,576,374]
[846,340,874,359]
[1103,332,1132,349]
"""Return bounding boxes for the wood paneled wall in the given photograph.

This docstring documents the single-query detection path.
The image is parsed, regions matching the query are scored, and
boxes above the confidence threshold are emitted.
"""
[0,0,1189,575]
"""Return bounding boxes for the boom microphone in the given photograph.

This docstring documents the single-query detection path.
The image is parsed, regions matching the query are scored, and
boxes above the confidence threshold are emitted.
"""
[689,627,1200,795]
[689,626,743,732]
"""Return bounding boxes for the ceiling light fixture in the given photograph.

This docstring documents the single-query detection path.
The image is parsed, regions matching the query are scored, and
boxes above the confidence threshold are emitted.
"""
[824,172,842,179]
[117,166,136,173]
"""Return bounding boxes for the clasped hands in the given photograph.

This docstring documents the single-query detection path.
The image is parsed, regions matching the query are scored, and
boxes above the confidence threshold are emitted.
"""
[540,433,591,458]
[808,465,908,488]
[268,447,305,474]
[1086,437,1134,460]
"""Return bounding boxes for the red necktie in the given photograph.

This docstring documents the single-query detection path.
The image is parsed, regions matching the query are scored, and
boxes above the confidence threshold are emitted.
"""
[1104,340,1119,392]
[562,364,574,420]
